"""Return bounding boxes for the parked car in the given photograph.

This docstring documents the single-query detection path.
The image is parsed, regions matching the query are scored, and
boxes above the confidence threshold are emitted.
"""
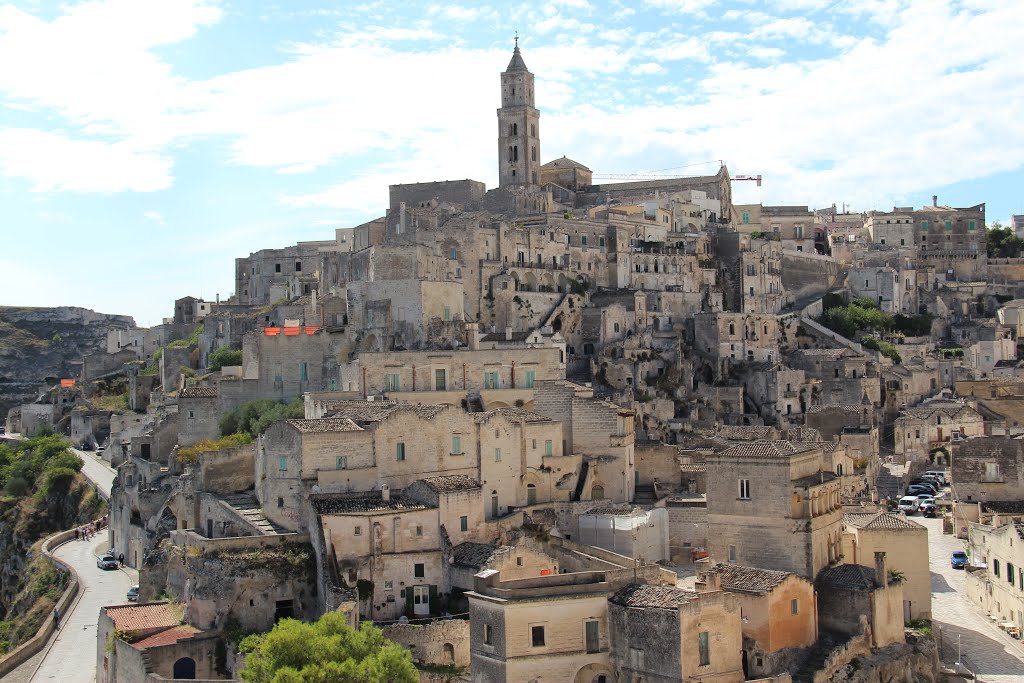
[920,502,937,517]
[127,585,139,601]
[898,496,920,514]
[924,471,948,485]
[908,484,938,496]
[951,551,969,569]
[916,494,935,505]
[97,555,118,570]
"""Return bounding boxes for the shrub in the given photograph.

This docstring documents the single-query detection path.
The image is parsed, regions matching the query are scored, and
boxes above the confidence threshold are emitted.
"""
[208,346,243,371]
[178,433,254,464]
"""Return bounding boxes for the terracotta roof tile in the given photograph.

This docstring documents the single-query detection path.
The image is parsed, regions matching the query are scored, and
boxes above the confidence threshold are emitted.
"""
[311,492,430,514]
[419,475,481,493]
[610,583,697,609]
[452,542,506,569]
[706,563,793,595]
[132,625,201,649]
[473,407,552,424]
[817,564,878,590]
[180,386,217,398]
[286,418,363,433]
[718,441,817,458]
[105,603,181,633]
[844,511,924,531]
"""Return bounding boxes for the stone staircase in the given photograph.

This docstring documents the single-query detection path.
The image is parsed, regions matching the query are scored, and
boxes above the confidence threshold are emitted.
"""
[140,651,154,675]
[875,462,908,503]
[633,483,657,505]
[221,493,289,535]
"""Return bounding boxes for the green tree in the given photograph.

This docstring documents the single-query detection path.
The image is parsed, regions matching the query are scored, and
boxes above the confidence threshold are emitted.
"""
[239,613,417,683]
[219,398,305,437]
[208,346,243,371]
[987,223,1024,258]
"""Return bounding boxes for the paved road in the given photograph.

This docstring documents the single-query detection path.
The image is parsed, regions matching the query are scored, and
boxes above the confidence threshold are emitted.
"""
[920,515,1024,682]
[29,535,133,683]
[72,448,116,500]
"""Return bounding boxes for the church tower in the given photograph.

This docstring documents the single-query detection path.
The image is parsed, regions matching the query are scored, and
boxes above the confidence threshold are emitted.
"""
[497,39,541,190]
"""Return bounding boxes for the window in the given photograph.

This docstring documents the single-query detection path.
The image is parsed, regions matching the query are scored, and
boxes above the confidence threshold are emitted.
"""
[484,624,493,645]
[452,435,462,455]
[698,631,710,666]
[396,442,406,461]
[416,525,423,536]
[443,306,451,321]
[434,368,446,391]
[524,370,535,388]
[275,263,282,273]
[945,221,952,230]
[741,211,750,225]
[385,373,400,392]
[295,261,302,272]
[460,515,468,532]
[531,625,545,647]
[527,483,537,505]
[985,462,1001,481]
[738,479,751,500]
[969,220,976,231]
[517,556,523,566]
[728,544,737,562]
[614,322,620,333]
[544,440,553,456]
[581,235,588,247]
[585,621,600,653]
[746,264,755,276]
[1008,563,1015,584]
[414,563,425,578]
[336,456,347,470]
[449,247,457,260]
[994,559,1001,577]
[630,647,645,668]
[277,497,283,508]
[495,448,502,462]
[921,221,929,231]
[299,362,308,381]
[278,456,288,472]
[791,598,799,615]
[485,371,499,389]
[354,526,361,536]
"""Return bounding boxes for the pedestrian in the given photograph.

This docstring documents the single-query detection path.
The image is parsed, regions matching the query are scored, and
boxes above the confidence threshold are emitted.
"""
[52,607,59,627]
[74,528,79,541]
[118,553,124,567]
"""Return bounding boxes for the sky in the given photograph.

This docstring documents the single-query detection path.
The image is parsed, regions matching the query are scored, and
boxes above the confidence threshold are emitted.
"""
[1,0,1022,326]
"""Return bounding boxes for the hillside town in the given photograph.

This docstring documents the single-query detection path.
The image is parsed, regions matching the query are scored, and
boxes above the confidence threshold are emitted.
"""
[6,44,1024,683]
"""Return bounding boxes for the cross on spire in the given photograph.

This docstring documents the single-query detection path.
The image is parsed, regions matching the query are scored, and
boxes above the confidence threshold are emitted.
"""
[514,32,519,48]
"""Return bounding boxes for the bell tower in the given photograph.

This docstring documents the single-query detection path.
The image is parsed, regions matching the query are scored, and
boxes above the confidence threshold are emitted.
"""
[497,37,541,190]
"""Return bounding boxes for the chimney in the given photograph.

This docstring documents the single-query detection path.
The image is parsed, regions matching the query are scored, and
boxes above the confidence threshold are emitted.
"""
[382,484,390,502]
[932,195,938,207]
[874,551,887,586]
[466,322,480,350]
[505,326,513,341]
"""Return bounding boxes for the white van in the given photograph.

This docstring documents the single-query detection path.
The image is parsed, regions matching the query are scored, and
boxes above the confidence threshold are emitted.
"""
[924,471,948,486]
[898,496,920,515]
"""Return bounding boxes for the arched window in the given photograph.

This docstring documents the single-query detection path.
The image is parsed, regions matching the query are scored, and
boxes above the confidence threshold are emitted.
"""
[512,123,518,136]
[531,146,537,161]
[527,484,537,506]
[513,145,519,162]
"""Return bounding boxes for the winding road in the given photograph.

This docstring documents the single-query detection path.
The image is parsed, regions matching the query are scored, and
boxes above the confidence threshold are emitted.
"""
[3,447,135,683]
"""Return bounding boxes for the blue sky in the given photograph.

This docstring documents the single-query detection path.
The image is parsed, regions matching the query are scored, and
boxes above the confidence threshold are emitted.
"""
[1,0,1022,326]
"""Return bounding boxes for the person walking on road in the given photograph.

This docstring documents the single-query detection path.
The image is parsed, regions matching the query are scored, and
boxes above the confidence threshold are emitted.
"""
[74,528,79,541]
[118,553,124,567]
[52,608,59,628]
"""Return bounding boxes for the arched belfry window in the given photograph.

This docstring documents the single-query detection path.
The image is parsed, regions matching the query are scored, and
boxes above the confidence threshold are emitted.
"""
[512,123,518,136]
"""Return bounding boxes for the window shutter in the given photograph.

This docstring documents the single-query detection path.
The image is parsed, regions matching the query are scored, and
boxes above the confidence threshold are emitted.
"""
[428,585,439,614]
[405,589,414,615]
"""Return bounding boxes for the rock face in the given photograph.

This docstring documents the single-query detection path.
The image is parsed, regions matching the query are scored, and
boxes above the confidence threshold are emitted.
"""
[0,306,135,416]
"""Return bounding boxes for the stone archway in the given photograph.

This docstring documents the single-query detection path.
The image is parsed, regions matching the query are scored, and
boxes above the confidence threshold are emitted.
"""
[173,657,196,679]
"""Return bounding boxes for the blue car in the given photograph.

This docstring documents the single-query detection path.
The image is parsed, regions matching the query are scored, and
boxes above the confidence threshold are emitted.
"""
[951,551,968,569]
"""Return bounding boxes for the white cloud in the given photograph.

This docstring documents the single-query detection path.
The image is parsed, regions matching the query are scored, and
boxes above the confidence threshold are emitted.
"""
[643,0,715,13]
[143,210,166,224]
[0,128,172,192]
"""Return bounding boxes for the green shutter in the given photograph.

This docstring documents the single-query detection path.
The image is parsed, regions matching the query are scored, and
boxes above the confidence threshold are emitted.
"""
[405,589,414,616]
[428,585,439,614]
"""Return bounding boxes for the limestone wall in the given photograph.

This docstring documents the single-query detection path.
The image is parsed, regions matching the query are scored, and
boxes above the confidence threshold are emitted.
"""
[381,619,470,668]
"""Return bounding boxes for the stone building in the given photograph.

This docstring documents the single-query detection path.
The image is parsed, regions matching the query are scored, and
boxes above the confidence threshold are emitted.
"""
[843,511,930,620]
[816,553,905,649]
[894,400,984,463]
[607,583,744,683]
[696,563,817,679]
[951,436,1024,503]
[705,441,843,579]
[965,521,1024,635]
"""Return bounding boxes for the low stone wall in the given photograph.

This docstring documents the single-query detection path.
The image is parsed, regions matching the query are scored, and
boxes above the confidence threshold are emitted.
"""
[812,632,872,683]
[381,619,470,668]
[0,521,97,677]
[171,528,309,553]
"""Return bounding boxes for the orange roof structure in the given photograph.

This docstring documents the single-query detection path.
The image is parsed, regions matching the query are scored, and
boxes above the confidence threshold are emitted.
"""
[105,603,180,633]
